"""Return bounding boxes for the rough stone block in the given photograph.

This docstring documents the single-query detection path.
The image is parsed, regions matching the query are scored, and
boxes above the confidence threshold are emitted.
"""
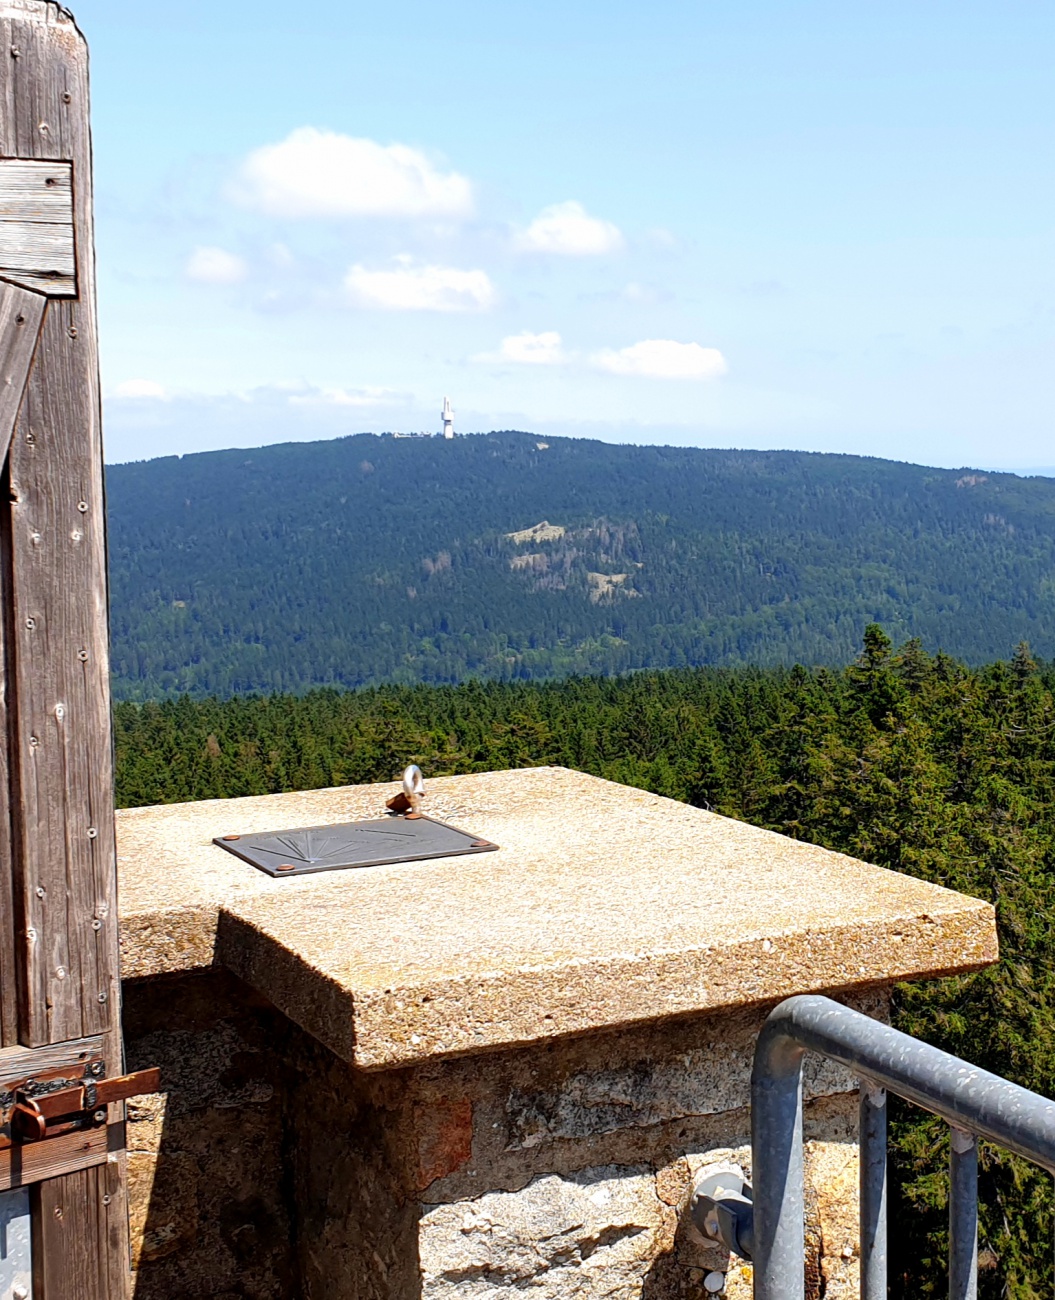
[420,1164,672,1297]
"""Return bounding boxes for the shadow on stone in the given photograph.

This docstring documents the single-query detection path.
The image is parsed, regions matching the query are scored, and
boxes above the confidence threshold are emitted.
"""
[123,969,298,1298]
[123,967,423,1299]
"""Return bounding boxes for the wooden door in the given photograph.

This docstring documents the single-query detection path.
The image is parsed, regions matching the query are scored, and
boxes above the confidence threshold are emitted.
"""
[0,2,132,1295]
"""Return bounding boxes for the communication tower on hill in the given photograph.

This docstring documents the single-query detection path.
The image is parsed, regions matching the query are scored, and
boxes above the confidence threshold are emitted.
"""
[441,396,454,439]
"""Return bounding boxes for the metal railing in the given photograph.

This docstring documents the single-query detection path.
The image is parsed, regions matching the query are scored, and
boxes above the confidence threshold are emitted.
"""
[698,994,1055,1299]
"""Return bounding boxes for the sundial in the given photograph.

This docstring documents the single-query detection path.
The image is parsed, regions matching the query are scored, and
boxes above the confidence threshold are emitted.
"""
[213,767,498,878]
[214,815,497,878]
[213,764,498,878]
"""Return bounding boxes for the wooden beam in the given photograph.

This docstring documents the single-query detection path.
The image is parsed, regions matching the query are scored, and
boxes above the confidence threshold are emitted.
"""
[0,2,119,1052]
[0,461,20,1048]
[0,284,44,1046]
[0,2,130,1292]
[8,300,117,1046]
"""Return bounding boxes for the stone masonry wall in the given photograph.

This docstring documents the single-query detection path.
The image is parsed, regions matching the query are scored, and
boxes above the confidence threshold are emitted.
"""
[123,970,296,1300]
[123,969,884,1299]
[404,996,881,1300]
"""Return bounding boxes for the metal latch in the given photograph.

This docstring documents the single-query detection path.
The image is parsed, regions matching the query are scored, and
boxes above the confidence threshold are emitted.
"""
[3,1066,160,1146]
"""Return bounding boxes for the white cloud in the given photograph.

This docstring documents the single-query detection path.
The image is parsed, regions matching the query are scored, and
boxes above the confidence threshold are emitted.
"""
[591,339,728,380]
[111,379,168,399]
[185,246,248,284]
[233,127,473,219]
[102,383,420,463]
[288,385,399,407]
[345,256,496,312]
[514,201,624,256]
[475,331,569,365]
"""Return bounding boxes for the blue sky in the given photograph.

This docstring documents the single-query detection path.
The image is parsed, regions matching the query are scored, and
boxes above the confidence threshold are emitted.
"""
[76,0,1054,467]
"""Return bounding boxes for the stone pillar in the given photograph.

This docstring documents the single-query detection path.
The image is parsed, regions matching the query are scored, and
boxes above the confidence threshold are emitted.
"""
[114,769,997,1298]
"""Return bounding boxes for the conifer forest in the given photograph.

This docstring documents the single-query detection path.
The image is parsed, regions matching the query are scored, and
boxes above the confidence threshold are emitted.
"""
[114,629,1055,1297]
[106,432,1055,699]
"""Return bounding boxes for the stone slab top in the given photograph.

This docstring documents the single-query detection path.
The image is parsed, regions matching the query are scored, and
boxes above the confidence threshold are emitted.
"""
[115,767,997,1071]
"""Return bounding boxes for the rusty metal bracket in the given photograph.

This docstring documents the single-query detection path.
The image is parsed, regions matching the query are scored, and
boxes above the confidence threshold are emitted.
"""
[2,1066,159,1148]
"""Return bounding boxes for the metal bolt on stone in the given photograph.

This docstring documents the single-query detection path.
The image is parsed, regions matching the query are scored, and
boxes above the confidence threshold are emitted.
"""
[690,1162,754,1262]
[402,764,425,818]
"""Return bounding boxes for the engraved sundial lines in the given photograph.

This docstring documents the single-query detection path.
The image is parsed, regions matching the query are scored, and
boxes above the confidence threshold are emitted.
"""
[213,816,498,878]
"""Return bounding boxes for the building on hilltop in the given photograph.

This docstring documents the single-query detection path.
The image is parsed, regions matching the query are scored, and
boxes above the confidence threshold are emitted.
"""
[442,395,454,439]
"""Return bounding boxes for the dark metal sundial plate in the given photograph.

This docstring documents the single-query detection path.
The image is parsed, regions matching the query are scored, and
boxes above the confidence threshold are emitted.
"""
[213,815,499,878]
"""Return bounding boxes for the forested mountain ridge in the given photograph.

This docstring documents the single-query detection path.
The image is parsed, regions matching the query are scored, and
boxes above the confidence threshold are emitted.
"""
[105,431,1055,699]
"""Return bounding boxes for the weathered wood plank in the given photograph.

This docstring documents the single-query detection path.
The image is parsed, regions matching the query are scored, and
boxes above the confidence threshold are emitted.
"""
[0,280,44,460]
[99,1152,132,1300]
[34,1166,94,1298]
[0,160,76,292]
[0,1119,108,1190]
[0,492,16,1047]
[0,266,73,294]
[0,245,74,289]
[0,1030,102,1082]
[9,303,115,1045]
[0,163,76,293]
[25,1149,131,1299]
[0,284,43,1046]
[34,1156,129,1299]
[0,159,72,220]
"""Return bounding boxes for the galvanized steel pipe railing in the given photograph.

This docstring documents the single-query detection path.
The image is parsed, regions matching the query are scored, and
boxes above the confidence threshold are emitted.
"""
[751,994,1055,1300]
